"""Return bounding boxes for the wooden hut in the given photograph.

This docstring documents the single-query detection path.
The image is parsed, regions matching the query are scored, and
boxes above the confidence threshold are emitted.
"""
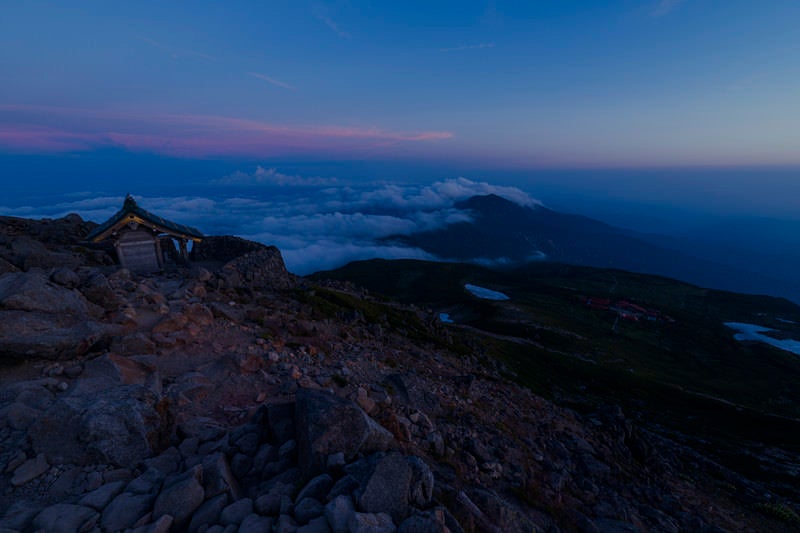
[86,195,203,272]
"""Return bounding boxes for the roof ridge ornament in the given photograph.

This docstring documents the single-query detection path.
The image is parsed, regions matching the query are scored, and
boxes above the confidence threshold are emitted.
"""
[123,194,137,210]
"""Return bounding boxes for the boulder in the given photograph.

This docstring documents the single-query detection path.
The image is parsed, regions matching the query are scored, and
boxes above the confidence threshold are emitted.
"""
[202,452,244,500]
[78,480,127,510]
[209,301,245,322]
[295,389,394,475]
[51,267,80,288]
[325,495,356,533]
[102,353,162,395]
[0,500,41,531]
[143,446,181,475]
[10,453,49,486]
[0,257,18,275]
[152,465,205,527]
[255,493,282,516]
[126,468,166,496]
[189,235,268,263]
[239,514,275,533]
[219,498,254,526]
[295,497,325,525]
[189,265,213,281]
[219,246,295,291]
[32,504,98,533]
[128,514,174,533]
[349,512,396,533]
[7,236,81,270]
[111,332,157,355]
[153,312,188,334]
[397,510,452,533]
[184,302,214,326]
[296,473,334,503]
[187,493,229,532]
[0,271,118,360]
[28,384,173,466]
[0,309,115,360]
[101,492,155,532]
[299,516,333,533]
[343,453,434,525]
[275,514,299,533]
[0,271,88,315]
[81,273,121,310]
[3,402,40,430]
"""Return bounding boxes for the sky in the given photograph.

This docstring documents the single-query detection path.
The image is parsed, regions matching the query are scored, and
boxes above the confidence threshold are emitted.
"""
[2,1,800,278]
[2,0,800,168]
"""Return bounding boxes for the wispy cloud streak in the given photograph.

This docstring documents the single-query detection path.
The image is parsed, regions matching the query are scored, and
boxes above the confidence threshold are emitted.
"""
[248,72,295,91]
[652,0,687,17]
[439,42,495,52]
[312,5,350,38]
[136,35,215,61]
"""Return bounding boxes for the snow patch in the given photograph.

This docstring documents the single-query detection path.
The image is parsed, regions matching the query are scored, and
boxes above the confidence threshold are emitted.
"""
[464,284,510,301]
[724,322,800,356]
[439,313,454,323]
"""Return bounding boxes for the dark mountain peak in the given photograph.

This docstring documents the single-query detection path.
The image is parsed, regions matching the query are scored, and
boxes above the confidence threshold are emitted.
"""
[455,193,533,213]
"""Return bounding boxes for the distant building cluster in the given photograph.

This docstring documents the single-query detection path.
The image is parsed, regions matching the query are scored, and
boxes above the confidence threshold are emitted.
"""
[585,297,675,323]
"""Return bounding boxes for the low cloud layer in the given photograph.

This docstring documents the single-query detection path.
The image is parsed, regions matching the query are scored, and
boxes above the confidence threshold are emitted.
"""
[0,175,539,274]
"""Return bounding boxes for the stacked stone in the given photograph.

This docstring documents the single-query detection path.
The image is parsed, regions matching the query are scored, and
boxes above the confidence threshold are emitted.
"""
[1,389,461,533]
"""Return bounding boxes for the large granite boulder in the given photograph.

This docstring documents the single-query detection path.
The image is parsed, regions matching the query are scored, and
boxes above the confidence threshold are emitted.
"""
[0,271,118,360]
[28,385,169,466]
[190,235,268,263]
[220,247,295,291]
[350,453,434,524]
[190,235,295,290]
[0,270,89,315]
[295,389,394,475]
[28,370,174,466]
[0,213,93,246]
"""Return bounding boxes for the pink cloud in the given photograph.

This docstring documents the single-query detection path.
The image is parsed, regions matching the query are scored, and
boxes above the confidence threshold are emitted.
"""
[0,104,454,158]
[0,126,98,152]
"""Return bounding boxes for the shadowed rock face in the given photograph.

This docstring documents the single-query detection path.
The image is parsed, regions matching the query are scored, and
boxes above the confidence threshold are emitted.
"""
[219,247,295,291]
[0,271,119,360]
[0,214,112,270]
[190,234,295,290]
[28,383,172,467]
[295,389,394,475]
[190,235,268,263]
[0,214,94,245]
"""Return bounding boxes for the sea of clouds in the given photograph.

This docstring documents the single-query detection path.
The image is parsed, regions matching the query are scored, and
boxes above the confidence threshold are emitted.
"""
[0,168,540,275]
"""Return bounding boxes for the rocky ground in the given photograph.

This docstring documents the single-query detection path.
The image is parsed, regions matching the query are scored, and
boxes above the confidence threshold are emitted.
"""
[0,214,798,532]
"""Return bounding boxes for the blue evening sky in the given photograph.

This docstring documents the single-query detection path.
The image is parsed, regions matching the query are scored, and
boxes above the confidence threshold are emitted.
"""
[2,0,800,222]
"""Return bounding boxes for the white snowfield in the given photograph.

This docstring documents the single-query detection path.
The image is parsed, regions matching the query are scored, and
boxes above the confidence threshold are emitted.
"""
[725,322,800,356]
[464,284,510,301]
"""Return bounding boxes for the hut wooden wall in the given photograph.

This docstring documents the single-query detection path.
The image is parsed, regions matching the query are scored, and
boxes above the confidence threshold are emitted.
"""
[116,229,160,272]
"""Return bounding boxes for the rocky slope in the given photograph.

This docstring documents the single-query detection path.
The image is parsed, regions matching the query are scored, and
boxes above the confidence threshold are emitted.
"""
[0,214,798,532]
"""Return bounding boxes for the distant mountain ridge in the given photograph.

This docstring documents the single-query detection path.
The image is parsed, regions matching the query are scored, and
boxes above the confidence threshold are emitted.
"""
[388,193,800,302]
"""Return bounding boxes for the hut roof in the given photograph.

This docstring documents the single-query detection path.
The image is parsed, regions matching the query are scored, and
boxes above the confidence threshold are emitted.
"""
[86,195,204,243]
